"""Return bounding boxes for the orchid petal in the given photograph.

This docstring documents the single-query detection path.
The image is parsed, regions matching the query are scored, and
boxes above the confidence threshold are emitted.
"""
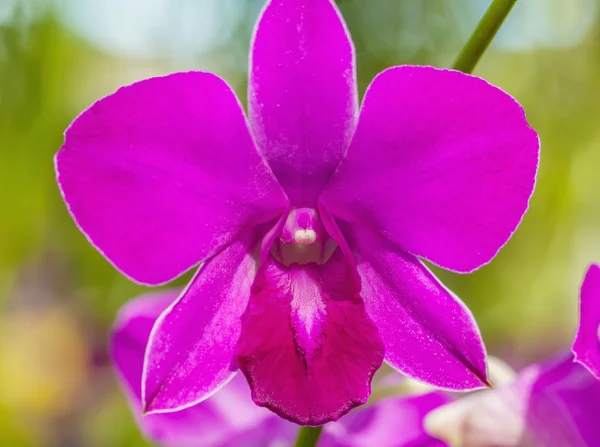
[425,355,600,447]
[527,356,600,446]
[573,264,600,379]
[111,290,295,447]
[249,0,358,206]
[321,66,539,273]
[236,250,384,425]
[56,71,287,285]
[351,228,489,391]
[142,232,257,414]
[111,291,231,447]
[321,392,451,447]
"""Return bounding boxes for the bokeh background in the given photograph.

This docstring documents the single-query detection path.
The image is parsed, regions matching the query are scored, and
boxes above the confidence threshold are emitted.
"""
[1,0,599,445]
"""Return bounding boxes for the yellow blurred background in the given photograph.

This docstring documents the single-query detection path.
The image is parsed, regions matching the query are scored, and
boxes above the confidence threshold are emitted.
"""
[1,0,599,445]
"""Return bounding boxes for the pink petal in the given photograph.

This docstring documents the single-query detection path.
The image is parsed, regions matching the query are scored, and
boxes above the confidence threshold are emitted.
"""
[111,291,229,446]
[426,354,600,446]
[526,356,600,446]
[236,250,385,426]
[249,0,358,206]
[351,227,489,391]
[321,66,540,273]
[111,290,295,447]
[142,232,258,413]
[56,71,287,285]
[573,264,600,379]
[321,392,451,447]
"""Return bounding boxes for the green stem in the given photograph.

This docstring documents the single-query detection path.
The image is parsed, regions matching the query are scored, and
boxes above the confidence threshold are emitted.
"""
[452,0,518,74]
[294,426,324,447]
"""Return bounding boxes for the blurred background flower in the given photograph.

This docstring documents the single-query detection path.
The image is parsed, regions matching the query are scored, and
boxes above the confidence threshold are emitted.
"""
[424,354,600,446]
[1,0,600,445]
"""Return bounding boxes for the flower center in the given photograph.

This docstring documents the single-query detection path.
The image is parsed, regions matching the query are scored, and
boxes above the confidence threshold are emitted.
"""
[293,228,317,245]
[271,208,336,266]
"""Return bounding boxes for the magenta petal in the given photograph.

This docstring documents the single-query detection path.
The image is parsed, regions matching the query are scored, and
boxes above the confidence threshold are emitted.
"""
[249,0,358,206]
[429,355,600,446]
[525,356,600,446]
[111,291,296,447]
[111,291,230,446]
[142,233,258,413]
[56,71,287,285]
[352,228,488,390]
[321,391,450,447]
[321,66,539,273]
[112,291,180,409]
[236,250,385,425]
[573,264,600,380]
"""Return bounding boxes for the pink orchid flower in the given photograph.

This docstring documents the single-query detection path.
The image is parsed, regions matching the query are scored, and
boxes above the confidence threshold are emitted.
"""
[111,290,451,447]
[425,354,600,447]
[56,0,539,425]
[573,264,600,379]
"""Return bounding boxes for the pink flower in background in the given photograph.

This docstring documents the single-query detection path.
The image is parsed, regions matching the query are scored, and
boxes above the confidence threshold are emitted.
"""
[111,290,297,447]
[56,0,539,425]
[111,291,451,447]
[573,263,600,379]
[425,354,600,447]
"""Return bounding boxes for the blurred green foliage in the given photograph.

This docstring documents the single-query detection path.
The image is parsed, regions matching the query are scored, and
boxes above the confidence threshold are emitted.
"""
[1,0,600,445]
